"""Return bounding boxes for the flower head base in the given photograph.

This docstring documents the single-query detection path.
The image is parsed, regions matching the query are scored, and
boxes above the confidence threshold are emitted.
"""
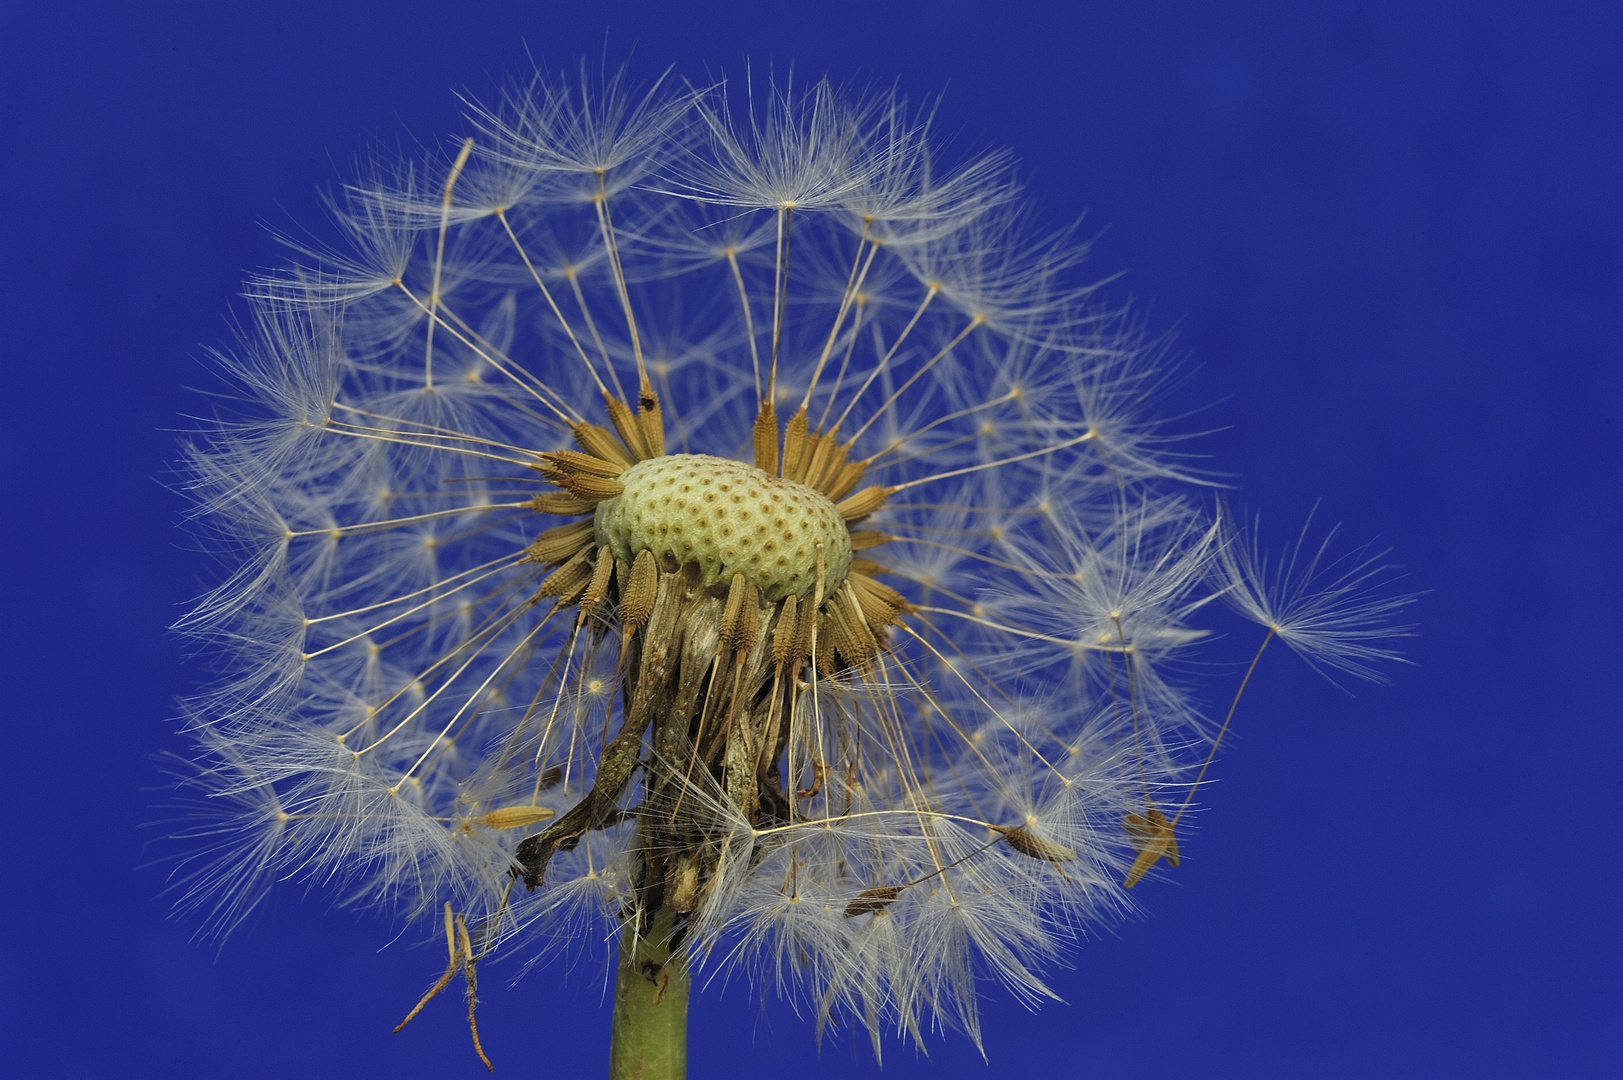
[591,454,855,599]
[174,64,1410,1057]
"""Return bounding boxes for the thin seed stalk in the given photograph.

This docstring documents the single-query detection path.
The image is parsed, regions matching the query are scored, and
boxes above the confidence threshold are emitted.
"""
[609,905,690,1080]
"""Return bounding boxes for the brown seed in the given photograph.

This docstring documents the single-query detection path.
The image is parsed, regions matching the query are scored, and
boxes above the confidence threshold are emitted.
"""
[836,485,895,524]
[732,583,760,653]
[563,473,625,501]
[772,594,800,667]
[534,459,570,486]
[843,885,902,917]
[580,545,615,614]
[621,549,659,632]
[994,825,1078,863]
[719,572,747,646]
[637,389,665,458]
[848,530,891,551]
[851,573,910,625]
[603,393,650,461]
[532,491,599,516]
[537,547,594,600]
[813,616,837,676]
[752,399,779,476]
[571,421,634,470]
[780,407,809,480]
[798,430,831,487]
[824,455,868,502]
[540,450,625,478]
[480,805,556,830]
[718,572,762,652]
[807,436,848,495]
[526,519,596,565]
[823,600,855,663]
[826,586,878,669]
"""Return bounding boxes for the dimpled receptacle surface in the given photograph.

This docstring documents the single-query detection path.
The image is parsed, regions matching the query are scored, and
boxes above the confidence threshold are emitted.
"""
[594,454,852,600]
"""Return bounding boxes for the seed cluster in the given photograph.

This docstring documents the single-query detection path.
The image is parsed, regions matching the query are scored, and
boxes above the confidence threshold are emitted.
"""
[594,454,853,601]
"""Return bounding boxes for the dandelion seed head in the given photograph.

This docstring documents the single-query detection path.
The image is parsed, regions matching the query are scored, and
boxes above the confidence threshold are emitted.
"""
[170,61,1411,1056]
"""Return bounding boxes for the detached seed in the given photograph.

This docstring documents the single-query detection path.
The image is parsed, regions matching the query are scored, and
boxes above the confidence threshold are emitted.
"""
[843,886,903,917]
[480,806,556,830]
[995,825,1077,863]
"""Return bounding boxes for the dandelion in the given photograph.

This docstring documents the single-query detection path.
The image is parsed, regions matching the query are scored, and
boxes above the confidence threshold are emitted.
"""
[173,63,1412,1076]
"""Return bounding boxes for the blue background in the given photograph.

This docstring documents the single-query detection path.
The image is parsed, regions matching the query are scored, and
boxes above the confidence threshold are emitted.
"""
[1,2,1617,1076]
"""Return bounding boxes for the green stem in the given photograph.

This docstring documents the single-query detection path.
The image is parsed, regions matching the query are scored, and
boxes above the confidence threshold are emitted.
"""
[608,906,689,1080]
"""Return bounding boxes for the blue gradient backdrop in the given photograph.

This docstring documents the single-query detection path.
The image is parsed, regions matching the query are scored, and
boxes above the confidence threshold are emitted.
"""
[1,3,1617,1077]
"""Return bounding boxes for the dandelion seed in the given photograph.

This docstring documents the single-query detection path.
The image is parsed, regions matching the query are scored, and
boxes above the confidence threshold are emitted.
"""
[993,824,1079,865]
[844,886,904,918]
[173,62,1410,1071]
[478,805,556,831]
